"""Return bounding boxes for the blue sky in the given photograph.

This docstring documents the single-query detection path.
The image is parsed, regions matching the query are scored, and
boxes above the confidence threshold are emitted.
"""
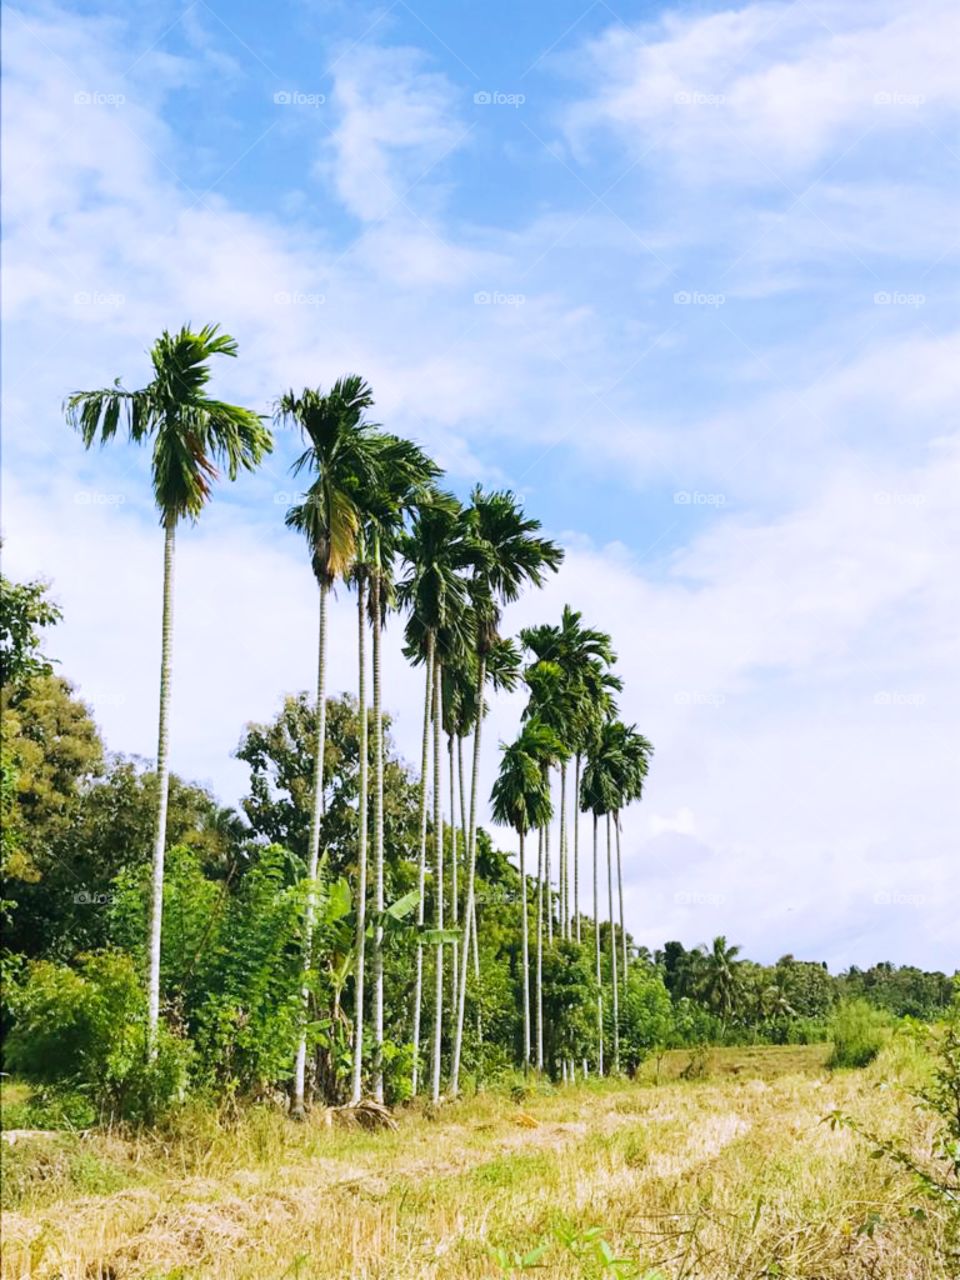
[3,0,958,971]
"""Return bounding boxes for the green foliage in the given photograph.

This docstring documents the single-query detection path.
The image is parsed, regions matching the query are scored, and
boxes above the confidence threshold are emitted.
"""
[828,998,889,1068]
[6,950,190,1121]
[618,963,673,1076]
[0,570,62,688]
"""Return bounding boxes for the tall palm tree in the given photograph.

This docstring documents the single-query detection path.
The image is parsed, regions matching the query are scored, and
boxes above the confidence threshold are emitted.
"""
[360,436,439,1103]
[398,498,472,1095]
[581,721,624,1074]
[66,324,270,1051]
[278,375,382,1116]
[608,724,653,998]
[570,658,621,943]
[449,488,563,1097]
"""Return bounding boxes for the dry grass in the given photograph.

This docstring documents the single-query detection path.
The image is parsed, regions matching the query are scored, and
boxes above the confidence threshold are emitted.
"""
[1,1042,952,1279]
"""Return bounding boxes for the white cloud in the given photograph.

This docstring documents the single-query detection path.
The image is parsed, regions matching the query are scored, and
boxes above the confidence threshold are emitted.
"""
[566,0,960,181]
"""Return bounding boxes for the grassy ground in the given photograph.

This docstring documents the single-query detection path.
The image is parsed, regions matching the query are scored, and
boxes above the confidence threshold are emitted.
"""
[1,1042,952,1279]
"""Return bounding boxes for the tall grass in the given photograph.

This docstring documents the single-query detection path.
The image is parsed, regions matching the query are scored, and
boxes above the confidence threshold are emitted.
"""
[827,998,888,1068]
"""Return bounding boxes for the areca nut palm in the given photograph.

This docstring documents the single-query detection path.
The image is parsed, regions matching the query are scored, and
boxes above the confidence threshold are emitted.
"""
[449,486,563,1097]
[609,723,653,995]
[358,435,440,1103]
[66,324,271,1053]
[491,722,555,1072]
[278,374,382,1116]
[397,495,473,1094]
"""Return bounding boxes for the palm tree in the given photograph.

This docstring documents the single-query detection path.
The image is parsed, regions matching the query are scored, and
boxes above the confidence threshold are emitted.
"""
[570,658,621,943]
[698,936,743,1029]
[448,488,563,1097]
[360,436,439,1103]
[581,721,624,1073]
[278,376,383,1116]
[66,324,270,1052]
[491,724,554,1072]
[398,498,472,1096]
[609,724,653,998]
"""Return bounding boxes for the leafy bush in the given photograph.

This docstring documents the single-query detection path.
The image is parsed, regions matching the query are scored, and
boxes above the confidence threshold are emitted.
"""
[6,950,191,1122]
[828,998,888,1068]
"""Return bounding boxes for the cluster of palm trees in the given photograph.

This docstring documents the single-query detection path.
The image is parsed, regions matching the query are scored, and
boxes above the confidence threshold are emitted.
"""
[66,323,653,1107]
[492,609,652,1079]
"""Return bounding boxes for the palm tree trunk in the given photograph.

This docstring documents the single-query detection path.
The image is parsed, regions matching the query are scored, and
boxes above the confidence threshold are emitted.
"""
[430,661,444,1104]
[448,733,458,1048]
[536,824,544,1073]
[371,577,385,1103]
[607,813,620,1073]
[593,812,603,1076]
[448,656,485,1097]
[411,636,435,1096]
[350,578,369,1105]
[147,514,175,1055]
[574,753,581,944]
[544,787,553,947]
[293,579,329,1115]
[519,827,530,1072]
[616,811,628,1002]
[559,760,568,940]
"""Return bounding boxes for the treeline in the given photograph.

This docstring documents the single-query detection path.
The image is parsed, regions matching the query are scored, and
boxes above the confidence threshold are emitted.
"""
[1,325,954,1122]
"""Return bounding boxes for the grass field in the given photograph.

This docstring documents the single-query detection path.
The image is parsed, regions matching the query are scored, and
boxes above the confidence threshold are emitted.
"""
[1,1042,952,1279]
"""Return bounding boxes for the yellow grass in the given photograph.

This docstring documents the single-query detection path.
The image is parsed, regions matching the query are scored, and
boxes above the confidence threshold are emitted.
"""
[1,1042,952,1279]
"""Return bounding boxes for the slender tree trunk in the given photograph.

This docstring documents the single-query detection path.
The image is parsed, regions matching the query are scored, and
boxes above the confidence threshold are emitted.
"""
[147,515,176,1055]
[293,580,329,1115]
[430,661,444,1104]
[371,578,385,1103]
[616,811,628,1001]
[607,813,620,1073]
[448,656,486,1097]
[593,813,603,1076]
[411,637,434,1095]
[448,733,458,1044]
[350,578,369,1104]
[519,827,530,1072]
[559,760,568,940]
[544,784,553,946]
[536,825,544,1073]
[574,753,582,944]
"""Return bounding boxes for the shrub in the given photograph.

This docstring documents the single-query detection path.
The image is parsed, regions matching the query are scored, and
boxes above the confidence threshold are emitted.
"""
[6,950,191,1122]
[828,998,888,1068]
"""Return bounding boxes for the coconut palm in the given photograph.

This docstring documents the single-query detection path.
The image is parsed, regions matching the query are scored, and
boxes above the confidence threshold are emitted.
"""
[698,935,743,1029]
[397,497,473,1096]
[65,324,270,1051]
[278,375,383,1116]
[448,488,563,1097]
